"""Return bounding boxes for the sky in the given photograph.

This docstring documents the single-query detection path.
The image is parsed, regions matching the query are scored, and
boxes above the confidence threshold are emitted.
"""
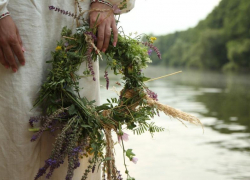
[119,0,221,35]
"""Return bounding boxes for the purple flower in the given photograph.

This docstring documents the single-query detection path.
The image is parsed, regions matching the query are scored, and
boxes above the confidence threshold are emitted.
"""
[104,71,109,90]
[146,88,158,101]
[118,132,129,143]
[45,159,57,166]
[92,164,96,173]
[49,6,55,10]
[64,42,69,47]
[86,47,96,81]
[31,134,38,142]
[85,31,97,41]
[29,117,39,127]
[148,49,153,56]
[142,42,161,59]
[74,161,80,169]
[48,6,79,19]
[131,157,138,164]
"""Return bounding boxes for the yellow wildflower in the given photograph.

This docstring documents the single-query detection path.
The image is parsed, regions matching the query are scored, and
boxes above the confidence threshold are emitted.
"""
[150,37,157,43]
[113,59,117,66]
[87,148,93,155]
[55,46,62,51]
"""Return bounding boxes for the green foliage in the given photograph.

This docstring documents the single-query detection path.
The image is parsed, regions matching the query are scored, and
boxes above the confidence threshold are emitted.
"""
[30,21,163,180]
[152,0,250,71]
[226,39,250,69]
[133,122,165,137]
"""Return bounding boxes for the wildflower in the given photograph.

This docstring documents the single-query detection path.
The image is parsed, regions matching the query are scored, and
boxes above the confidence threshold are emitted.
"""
[146,88,158,101]
[150,37,157,43]
[142,42,161,59]
[112,59,117,66]
[55,46,62,51]
[118,132,129,143]
[104,71,109,90]
[86,47,96,81]
[131,157,138,164]
[85,31,97,41]
[48,6,79,19]
[148,49,153,56]
[87,148,94,155]
[64,42,69,47]
[92,164,96,173]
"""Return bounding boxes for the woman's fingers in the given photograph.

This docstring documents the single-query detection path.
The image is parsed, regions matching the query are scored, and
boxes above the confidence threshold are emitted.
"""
[11,40,25,66]
[2,45,18,72]
[97,23,105,51]
[0,48,9,69]
[111,20,118,47]
[102,25,111,52]
[16,25,23,47]
[0,16,26,71]
[90,2,118,52]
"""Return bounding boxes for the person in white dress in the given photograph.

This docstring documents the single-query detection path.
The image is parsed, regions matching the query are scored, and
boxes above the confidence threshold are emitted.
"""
[0,0,135,179]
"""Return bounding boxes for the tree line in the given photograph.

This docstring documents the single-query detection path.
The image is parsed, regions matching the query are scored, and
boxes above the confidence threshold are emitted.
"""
[151,0,250,71]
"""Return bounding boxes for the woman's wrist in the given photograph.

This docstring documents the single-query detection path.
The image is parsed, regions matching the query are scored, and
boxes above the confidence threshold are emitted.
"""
[0,11,10,20]
[90,0,113,8]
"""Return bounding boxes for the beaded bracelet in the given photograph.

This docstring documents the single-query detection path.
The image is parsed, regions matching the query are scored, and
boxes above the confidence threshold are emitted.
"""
[0,12,10,20]
[90,0,113,8]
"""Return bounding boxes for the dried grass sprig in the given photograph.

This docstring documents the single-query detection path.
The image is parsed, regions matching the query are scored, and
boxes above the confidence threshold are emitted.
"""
[145,95,203,127]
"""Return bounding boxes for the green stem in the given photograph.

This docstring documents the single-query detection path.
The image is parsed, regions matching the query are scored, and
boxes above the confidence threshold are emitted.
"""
[121,139,130,179]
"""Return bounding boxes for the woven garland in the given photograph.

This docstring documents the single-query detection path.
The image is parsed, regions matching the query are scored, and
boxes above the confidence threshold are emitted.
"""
[28,3,202,180]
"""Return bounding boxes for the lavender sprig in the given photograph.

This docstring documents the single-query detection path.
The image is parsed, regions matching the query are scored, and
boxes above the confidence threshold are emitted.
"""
[146,88,158,101]
[85,31,97,42]
[104,71,109,90]
[142,42,161,59]
[29,116,48,127]
[86,47,96,81]
[81,159,95,180]
[48,6,79,20]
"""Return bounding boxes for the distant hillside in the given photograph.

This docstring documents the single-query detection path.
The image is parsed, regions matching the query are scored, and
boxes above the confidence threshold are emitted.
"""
[151,0,250,71]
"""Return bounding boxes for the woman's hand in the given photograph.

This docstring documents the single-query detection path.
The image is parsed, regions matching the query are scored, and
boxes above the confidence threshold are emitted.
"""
[89,2,118,52]
[0,16,25,72]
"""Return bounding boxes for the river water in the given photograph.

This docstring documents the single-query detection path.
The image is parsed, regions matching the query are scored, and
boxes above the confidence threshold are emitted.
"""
[99,67,250,180]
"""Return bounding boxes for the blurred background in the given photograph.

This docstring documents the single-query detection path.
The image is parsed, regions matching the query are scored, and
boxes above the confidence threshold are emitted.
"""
[100,0,250,179]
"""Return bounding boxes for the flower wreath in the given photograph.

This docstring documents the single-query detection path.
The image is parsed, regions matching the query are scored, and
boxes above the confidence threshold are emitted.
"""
[29,3,202,180]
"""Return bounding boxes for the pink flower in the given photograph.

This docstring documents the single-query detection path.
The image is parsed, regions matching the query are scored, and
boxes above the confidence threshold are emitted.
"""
[131,157,138,164]
[118,132,129,143]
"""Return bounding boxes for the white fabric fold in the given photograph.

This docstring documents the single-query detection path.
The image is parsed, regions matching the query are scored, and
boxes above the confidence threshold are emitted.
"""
[0,0,8,14]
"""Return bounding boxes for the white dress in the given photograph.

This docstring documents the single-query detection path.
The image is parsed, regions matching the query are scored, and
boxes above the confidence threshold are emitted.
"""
[0,0,135,180]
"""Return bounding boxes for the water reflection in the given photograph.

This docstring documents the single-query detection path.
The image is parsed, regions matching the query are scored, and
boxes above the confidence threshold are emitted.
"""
[99,67,250,180]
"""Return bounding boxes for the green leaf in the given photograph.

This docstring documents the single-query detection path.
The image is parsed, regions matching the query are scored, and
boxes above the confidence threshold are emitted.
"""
[126,149,135,160]
[142,77,151,82]
[81,124,91,128]
[28,128,40,132]
[127,122,136,130]
[69,104,77,115]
